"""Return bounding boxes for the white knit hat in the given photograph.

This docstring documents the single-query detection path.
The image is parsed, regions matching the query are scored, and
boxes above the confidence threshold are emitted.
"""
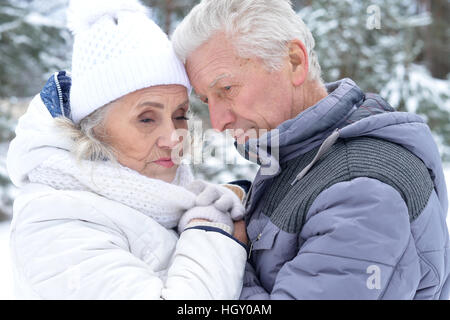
[67,0,191,123]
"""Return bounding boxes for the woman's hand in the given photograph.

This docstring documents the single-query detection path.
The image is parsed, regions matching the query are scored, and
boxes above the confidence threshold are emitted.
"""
[178,180,247,237]
[186,180,245,220]
[189,218,210,223]
[184,219,248,246]
[178,205,233,234]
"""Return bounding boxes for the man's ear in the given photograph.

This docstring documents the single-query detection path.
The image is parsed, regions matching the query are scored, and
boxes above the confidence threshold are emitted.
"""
[288,39,309,87]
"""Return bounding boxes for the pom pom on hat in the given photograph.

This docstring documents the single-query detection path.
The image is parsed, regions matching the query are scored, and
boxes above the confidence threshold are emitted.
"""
[67,0,149,35]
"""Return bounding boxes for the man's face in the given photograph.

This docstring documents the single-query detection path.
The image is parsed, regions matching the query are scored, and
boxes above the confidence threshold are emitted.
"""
[186,33,295,143]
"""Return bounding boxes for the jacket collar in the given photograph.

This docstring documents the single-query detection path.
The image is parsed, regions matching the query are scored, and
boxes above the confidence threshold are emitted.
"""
[237,78,365,176]
[40,71,72,120]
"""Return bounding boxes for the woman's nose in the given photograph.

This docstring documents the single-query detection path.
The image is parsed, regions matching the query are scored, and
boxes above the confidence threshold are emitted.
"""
[156,121,180,149]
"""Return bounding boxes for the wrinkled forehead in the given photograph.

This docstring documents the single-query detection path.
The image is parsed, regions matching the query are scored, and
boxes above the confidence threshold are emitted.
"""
[185,35,252,91]
[111,85,189,113]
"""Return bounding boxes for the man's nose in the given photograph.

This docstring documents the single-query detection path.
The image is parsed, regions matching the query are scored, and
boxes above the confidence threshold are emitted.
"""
[208,100,236,132]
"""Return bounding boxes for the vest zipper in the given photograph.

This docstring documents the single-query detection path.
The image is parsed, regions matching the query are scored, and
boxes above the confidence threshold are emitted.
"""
[53,72,65,117]
[248,232,262,259]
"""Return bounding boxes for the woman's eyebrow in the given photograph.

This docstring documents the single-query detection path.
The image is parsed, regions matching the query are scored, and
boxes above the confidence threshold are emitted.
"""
[138,100,189,109]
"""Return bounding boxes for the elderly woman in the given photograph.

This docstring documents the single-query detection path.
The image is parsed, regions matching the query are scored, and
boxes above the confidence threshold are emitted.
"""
[6,0,247,299]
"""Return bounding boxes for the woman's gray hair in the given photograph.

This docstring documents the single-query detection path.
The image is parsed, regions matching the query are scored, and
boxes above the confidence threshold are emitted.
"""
[54,103,117,163]
[171,0,322,82]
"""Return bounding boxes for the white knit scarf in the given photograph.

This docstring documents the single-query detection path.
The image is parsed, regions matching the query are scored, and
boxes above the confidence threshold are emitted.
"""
[28,153,196,228]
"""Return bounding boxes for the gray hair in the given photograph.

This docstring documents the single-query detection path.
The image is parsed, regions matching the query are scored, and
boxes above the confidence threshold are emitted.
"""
[172,0,322,82]
[54,103,117,163]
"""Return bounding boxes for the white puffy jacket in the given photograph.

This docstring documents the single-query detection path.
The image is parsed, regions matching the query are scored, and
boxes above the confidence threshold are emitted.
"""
[6,92,247,300]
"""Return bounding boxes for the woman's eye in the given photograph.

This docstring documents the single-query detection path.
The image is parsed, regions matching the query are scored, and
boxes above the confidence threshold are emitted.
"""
[140,118,154,123]
[224,86,232,91]
[175,116,190,121]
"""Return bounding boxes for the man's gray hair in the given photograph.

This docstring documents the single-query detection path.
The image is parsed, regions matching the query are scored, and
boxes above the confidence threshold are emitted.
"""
[172,0,322,81]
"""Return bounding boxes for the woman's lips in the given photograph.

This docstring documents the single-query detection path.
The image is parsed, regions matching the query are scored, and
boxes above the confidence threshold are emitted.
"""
[153,158,175,168]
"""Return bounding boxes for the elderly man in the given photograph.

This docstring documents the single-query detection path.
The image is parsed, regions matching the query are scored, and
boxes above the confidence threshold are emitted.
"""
[172,0,450,299]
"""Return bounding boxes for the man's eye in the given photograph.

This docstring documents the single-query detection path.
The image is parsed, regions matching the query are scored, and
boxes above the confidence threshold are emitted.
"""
[175,116,190,121]
[224,86,232,91]
[140,118,154,123]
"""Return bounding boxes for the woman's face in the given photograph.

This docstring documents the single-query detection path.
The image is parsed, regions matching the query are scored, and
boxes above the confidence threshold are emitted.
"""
[99,85,189,182]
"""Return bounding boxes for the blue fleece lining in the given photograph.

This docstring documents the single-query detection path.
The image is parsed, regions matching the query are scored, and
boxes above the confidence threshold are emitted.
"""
[40,70,72,120]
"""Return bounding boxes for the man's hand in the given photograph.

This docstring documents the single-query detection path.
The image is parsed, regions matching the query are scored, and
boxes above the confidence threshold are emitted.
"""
[233,220,248,245]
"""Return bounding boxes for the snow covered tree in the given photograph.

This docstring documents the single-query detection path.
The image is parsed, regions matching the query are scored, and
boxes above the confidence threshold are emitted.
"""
[0,0,72,219]
[145,0,199,35]
[420,0,450,80]
[0,98,24,221]
[298,0,450,160]
[0,0,72,98]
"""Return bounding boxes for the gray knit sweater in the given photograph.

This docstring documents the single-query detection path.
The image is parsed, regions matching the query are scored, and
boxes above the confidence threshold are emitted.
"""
[259,136,434,234]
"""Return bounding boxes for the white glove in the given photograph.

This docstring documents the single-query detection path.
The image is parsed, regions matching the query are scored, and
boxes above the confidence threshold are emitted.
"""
[177,205,234,234]
[186,180,245,220]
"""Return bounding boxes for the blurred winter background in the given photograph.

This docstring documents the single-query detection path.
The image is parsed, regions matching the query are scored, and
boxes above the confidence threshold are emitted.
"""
[0,0,449,299]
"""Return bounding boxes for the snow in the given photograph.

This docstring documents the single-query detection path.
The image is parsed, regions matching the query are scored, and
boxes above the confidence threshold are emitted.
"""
[0,169,449,299]
[24,12,66,29]
[0,222,14,299]
[381,64,450,115]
